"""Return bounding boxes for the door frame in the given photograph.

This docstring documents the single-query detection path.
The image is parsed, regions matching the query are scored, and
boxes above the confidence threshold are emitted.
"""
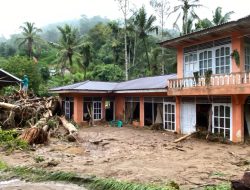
[163,102,176,131]
[212,103,232,141]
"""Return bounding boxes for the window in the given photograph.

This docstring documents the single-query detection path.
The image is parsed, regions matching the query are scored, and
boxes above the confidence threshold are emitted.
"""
[93,101,102,120]
[245,46,250,71]
[215,46,230,74]
[164,103,175,131]
[62,97,74,119]
[199,50,212,76]
[184,53,198,77]
[83,97,102,121]
[213,104,231,139]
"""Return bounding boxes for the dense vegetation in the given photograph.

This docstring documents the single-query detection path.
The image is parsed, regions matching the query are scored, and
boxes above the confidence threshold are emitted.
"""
[0,0,234,96]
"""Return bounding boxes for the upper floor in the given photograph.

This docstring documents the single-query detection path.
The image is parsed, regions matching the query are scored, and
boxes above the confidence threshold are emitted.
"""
[160,15,250,95]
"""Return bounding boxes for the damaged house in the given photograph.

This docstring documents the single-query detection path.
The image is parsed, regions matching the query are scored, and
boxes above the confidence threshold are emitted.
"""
[51,15,250,143]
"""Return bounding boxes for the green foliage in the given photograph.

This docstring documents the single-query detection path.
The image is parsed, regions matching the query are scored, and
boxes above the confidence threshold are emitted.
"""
[231,49,240,66]
[0,129,29,151]
[92,64,124,81]
[205,69,213,86]
[0,86,19,96]
[0,56,42,93]
[34,155,45,163]
[204,183,230,190]
[89,178,177,190]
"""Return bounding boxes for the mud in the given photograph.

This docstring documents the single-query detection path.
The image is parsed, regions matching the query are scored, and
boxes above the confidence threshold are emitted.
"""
[1,126,250,189]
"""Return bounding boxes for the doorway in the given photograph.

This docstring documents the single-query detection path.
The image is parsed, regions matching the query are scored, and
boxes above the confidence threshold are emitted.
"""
[105,100,114,121]
[196,104,212,132]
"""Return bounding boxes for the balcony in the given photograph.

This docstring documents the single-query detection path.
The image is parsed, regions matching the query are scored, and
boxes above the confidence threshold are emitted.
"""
[167,72,250,96]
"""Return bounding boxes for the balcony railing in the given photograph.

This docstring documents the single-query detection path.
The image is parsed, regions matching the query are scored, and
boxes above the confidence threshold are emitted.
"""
[168,72,250,89]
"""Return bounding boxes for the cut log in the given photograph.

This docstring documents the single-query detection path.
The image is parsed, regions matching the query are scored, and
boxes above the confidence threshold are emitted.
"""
[0,102,19,109]
[59,116,77,135]
[19,127,48,145]
[174,132,196,143]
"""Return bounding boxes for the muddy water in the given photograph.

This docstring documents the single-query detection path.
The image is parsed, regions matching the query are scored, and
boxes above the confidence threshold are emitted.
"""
[0,179,87,190]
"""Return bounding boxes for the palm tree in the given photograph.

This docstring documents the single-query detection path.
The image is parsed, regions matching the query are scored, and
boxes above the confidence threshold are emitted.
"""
[78,42,92,80]
[134,6,157,71]
[213,7,234,25]
[171,0,202,35]
[50,24,83,75]
[17,22,42,58]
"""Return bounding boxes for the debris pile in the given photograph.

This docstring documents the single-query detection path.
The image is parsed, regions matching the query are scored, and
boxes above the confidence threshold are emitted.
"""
[0,92,78,145]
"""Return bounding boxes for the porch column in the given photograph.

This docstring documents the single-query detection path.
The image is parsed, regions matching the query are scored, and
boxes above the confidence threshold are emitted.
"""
[102,97,106,120]
[73,95,83,125]
[175,96,181,133]
[232,32,244,72]
[232,95,247,142]
[139,96,144,127]
[115,95,124,121]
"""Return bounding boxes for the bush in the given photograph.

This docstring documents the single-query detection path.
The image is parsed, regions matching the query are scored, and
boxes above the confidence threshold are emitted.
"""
[0,129,29,151]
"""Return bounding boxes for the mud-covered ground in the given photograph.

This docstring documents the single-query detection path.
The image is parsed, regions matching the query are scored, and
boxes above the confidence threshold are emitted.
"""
[1,126,250,189]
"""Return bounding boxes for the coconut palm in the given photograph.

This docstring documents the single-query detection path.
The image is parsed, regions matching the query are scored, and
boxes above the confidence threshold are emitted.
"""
[50,24,83,75]
[213,7,234,25]
[171,0,202,35]
[17,22,42,58]
[134,6,157,71]
[78,42,92,80]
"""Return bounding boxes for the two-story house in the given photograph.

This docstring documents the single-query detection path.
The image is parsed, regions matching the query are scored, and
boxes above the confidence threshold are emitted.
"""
[51,15,250,143]
[160,15,250,142]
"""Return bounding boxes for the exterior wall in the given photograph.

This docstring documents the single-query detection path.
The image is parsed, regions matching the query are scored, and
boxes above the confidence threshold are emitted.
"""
[232,32,245,73]
[232,95,247,142]
[60,92,168,128]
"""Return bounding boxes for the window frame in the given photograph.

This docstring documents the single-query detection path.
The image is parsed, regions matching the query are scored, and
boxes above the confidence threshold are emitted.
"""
[183,44,232,77]
[245,44,250,71]
[212,103,232,140]
[163,102,176,131]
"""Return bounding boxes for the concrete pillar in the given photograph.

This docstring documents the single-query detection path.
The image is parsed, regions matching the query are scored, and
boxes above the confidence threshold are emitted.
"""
[232,32,244,73]
[139,96,144,127]
[232,95,247,142]
[73,95,83,124]
[115,95,124,121]
[175,96,181,133]
[102,97,106,120]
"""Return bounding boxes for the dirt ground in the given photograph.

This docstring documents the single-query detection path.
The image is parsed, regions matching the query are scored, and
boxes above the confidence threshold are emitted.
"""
[1,126,250,189]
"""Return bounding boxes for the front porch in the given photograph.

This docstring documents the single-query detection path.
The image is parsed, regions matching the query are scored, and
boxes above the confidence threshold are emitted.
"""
[168,72,250,96]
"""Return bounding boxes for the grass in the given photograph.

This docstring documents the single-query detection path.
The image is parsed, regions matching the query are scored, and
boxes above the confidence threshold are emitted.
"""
[0,159,179,190]
[0,160,231,190]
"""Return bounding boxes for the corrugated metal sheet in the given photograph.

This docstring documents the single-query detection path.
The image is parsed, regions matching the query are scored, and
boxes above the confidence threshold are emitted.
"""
[0,69,21,88]
[114,74,176,91]
[50,74,177,93]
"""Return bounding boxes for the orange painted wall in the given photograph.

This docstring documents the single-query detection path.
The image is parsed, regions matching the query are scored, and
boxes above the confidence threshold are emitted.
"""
[232,32,245,73]
[177,47,183,79]
[231,95,247,142]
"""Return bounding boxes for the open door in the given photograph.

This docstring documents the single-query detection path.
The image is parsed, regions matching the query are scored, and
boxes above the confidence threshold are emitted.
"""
[105,100,114,121]
[181,101,196,134]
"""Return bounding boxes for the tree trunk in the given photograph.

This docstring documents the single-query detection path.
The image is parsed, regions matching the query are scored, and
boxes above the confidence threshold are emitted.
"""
[132,34,137,66]
[28,39,32,59]
[143,38,150,71]
[59,116,77,135]
[0,102,19,109]
[124,31,128,80]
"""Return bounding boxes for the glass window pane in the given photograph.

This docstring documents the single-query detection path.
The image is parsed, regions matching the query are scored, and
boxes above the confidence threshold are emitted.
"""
[221,47,224,56]
[225,106,230,117]
[199,53,203,60]
[216,49,219,57]
[216,58,219,66]
[204,51,207,59]
[214,106,218,116]
[220,118,224,127]
[214,118,218,127]
[226,57,230,65]
[204,60,207,68]
[208,51,212,58]
[226,119,230,129]
[208,59,212,68]
[220,106,224,116]
[226,47,230,55]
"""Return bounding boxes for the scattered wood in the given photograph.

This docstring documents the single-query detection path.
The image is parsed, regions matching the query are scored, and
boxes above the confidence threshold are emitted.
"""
[174,132,196,143]
[59,116,77,135]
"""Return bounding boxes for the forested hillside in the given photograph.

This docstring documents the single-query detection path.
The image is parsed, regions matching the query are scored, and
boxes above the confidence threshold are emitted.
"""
[0,0,234,96]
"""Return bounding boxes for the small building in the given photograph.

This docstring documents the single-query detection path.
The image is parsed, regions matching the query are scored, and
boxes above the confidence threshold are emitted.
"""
[50,74,176,128]
[0,69,21,89]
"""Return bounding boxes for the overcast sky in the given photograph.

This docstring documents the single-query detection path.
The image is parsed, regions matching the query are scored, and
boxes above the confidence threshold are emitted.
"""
[1,0,249,38]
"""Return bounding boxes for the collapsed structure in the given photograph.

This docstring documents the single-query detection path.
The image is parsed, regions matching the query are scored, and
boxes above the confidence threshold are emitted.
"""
[51,15,250,143]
